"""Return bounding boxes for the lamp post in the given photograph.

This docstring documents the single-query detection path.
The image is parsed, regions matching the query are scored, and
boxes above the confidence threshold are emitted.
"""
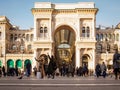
[105,51,108,65]
[15,37,24,70]
[20,38,24,70]
[105,38,109,65]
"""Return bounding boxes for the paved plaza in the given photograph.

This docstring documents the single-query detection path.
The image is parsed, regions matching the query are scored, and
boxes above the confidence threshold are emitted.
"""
[0,75,120,90]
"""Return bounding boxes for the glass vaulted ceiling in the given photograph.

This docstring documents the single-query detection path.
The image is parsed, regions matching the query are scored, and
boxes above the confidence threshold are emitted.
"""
[55,29,75,47]
[54,26,75,63]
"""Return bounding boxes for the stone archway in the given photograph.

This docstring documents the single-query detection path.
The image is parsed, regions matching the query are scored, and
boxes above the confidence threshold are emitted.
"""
[82,54,90,67]
[7,59,14,68]
[16,59,22,69]
[54,25,76,66]
[24,59,31,70]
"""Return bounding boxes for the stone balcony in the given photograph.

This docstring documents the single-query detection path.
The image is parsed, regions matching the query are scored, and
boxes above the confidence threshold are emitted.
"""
[34,37,52,43]
[79,37,96,42]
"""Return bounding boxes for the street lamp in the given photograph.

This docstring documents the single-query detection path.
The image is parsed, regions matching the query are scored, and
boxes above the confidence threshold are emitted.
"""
[15,37,25,70]
[105,51,108,65]
[20,38,25,70]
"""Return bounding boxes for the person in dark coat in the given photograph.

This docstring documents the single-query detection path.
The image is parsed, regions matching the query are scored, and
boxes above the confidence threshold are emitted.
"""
[113,49,120,80]
[26,62,31,77]
[2,66,6,77]
[47,54,57,79]
[95,63,101,78]
[82,63,88,76]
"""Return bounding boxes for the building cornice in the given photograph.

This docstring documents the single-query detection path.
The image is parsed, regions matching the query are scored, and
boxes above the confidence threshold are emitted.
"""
[76,8,98,14]
[31,8,54,14]
[31,8,98,15]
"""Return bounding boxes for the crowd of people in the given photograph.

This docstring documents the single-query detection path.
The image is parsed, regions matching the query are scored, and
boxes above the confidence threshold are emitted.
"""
[95,62,107,78]
[0,51,120,80]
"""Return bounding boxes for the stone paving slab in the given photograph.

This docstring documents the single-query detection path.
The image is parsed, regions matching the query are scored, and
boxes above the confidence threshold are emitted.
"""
[0,75,117,80]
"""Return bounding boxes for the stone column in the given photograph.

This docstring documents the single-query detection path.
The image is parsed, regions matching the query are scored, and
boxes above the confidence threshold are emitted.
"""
[32,48,37,72]
[92,17,95,40]
[92,48,95,71]
[34,18,37,41]
[75,47,80,68]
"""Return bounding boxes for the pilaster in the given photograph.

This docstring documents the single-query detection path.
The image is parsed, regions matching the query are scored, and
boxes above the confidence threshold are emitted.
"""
[75,47,80,67]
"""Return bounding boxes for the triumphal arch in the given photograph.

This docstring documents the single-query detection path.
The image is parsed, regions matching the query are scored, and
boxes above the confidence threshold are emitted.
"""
[31,2,98,70]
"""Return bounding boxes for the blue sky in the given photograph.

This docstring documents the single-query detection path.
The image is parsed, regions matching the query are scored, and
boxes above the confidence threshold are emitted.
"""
[0,0,120,29]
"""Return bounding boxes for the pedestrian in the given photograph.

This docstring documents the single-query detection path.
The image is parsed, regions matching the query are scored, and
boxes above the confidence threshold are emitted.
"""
[95,63,101,78]
[26,62,31,77]
[2,66,6,77]
[68,62,75,77]
[47,54,57,79]
[15,66,19,76]
[82,63,88,77]
[33,66,37,76]
[113,49,120,80]
[101,62,107,78]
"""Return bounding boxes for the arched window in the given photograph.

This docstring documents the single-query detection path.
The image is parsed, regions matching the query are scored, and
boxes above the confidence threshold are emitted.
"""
[20,45,24,51]
[107,44,110,52]
[10,34,13,42]
[44,27,47,33]
[40,27,44,38]
[108,34,111,40]
[99,34,103,41]
[44,27,48,38]
[22,34,25,38]
[114,44,118,50]
[12,44,17,50]
[86,26,90,37]
[103,34,107,41]
[82,27,85,37]
[96,44,102,53]
[40,27,43,33]
[27,44,31,50]
[26,34,29,41]
[96,34,99,41]
[30,34,33,41]
[14,34,17,41]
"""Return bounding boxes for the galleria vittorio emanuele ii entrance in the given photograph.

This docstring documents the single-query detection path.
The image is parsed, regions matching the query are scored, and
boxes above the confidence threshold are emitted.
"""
[32,2,98,71]
[54,25,76,66]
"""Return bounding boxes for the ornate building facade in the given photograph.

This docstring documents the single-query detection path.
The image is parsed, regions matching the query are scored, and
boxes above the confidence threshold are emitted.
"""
[96,24,120,69]
[1,2,117,73]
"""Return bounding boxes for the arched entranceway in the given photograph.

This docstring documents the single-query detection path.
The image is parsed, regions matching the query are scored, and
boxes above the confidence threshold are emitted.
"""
[16,59,22,69]
[7,59,14,68]
[24,59,31,70]
[54,25,76,66]
[82,54,90,66]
